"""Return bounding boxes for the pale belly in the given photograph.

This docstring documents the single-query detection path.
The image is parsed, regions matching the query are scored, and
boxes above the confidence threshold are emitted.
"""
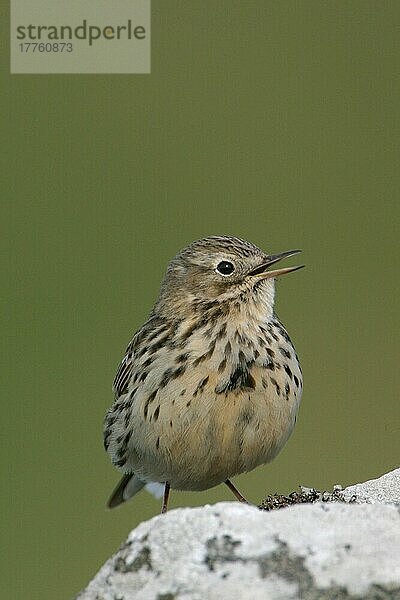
[106,315,303,491]
[120,364,301,490]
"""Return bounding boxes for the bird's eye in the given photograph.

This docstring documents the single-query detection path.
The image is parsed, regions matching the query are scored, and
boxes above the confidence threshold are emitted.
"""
[216,261,235,276]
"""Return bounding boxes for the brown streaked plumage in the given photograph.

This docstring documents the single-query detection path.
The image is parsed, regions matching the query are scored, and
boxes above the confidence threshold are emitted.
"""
[104,236,304,512]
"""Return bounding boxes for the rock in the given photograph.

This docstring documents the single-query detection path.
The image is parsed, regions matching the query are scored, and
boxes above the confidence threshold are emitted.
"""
[341,467,400,505]
[77,470,400,600]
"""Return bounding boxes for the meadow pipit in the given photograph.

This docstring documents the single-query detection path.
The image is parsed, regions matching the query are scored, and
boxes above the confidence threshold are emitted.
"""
[104,236,303,512]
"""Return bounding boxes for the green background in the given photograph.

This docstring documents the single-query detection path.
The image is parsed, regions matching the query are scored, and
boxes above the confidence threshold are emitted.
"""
[2,2,399,598]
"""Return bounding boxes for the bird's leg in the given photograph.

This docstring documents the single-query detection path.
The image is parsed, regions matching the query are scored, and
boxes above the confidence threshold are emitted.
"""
[161,482,170,514]
[224,479,249,503]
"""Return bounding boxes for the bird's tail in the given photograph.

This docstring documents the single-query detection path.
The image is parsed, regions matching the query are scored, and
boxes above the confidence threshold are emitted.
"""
[107,473,164,508]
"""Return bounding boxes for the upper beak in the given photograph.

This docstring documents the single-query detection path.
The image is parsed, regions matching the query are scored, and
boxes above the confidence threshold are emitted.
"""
[248,250,304,279]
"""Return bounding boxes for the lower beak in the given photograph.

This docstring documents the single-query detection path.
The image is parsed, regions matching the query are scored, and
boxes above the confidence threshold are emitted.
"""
[248,250,304,280]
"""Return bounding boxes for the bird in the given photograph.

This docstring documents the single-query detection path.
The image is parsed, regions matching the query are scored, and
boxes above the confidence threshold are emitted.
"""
[104,236,304,513]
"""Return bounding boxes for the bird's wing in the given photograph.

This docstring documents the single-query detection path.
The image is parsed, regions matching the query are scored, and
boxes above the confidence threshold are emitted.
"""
[112,315,161,399]
[113,347,135,398]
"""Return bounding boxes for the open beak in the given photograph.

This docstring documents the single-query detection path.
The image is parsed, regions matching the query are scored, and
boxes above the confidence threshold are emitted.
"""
[248,250,304,280]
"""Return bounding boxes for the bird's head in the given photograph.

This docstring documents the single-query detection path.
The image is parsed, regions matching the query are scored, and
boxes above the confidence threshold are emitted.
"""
[156,236,303,319]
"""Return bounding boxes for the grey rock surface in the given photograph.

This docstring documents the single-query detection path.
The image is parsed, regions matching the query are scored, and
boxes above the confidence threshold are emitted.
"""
[77,470,400,600]
[340,467,400,505]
